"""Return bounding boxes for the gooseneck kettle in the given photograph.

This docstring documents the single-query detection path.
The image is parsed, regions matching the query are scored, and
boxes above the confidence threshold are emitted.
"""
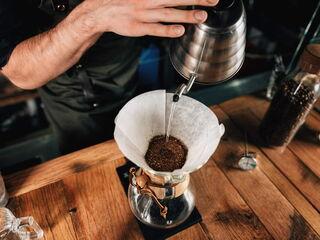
[170,0,246,100]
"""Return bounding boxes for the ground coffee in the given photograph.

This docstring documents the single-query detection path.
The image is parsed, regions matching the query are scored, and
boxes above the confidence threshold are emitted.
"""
[145,135,188,172]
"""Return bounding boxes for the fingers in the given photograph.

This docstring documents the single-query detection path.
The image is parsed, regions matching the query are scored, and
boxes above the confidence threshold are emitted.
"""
[140,9,208,24]
[148,0,219,8]
[141,23,185,38]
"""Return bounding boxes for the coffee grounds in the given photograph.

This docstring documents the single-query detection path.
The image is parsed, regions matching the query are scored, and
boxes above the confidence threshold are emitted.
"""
[145,135,188,172]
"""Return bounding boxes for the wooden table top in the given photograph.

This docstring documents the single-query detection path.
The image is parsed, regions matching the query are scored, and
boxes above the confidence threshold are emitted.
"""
[4,95,320,240]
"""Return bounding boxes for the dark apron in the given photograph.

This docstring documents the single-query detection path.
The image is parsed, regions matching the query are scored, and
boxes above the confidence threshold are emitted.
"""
[33,0,142,153]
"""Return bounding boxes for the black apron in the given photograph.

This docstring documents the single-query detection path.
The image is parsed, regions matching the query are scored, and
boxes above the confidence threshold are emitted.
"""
[33,0,142,153]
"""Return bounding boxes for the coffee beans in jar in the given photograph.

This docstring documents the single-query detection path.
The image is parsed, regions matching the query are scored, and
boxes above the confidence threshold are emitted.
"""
[260,44,320,148]
[260,76,319,147]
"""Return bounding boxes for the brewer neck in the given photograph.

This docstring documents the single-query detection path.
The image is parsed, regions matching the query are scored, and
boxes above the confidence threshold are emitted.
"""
[143,169,188,185]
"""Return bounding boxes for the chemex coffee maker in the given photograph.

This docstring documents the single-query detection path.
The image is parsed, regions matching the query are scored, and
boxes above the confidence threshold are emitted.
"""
[114,0,245,230]
[114,90,225,228]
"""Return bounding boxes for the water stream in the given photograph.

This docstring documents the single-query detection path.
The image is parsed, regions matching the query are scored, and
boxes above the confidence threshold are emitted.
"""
[165,101,177,142]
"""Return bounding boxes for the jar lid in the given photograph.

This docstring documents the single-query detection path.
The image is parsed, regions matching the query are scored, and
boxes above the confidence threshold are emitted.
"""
[299,44,320,75]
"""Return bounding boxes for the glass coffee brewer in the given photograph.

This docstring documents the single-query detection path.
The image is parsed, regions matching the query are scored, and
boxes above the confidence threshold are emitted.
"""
[260,44,320,148]
[114,90,225,228]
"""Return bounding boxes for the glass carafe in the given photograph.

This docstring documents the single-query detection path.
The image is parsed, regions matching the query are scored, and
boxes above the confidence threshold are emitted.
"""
[0,208,43,240]
[128,168,195,229]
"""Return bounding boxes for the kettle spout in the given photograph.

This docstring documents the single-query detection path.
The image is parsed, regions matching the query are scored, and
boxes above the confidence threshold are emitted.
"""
[173,73,198,102]
[173,84,187,102]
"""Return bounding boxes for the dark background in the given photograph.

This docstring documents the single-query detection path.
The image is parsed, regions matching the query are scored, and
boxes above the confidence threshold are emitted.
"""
[0,0,319,172]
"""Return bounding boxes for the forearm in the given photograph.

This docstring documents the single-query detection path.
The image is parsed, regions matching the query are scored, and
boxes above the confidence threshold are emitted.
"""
[1,0,217,90]
[1,3,101,89]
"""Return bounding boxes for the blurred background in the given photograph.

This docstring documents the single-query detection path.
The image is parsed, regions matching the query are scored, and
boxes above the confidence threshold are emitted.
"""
[1,0,319,173]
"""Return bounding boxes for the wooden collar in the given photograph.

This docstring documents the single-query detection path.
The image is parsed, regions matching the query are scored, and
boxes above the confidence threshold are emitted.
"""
[129,167,190,219]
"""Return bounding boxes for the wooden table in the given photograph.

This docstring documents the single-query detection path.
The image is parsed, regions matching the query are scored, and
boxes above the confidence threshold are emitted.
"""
[4,95,320,240]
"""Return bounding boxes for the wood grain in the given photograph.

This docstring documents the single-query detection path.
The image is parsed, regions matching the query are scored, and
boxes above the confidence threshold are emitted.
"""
[311,112,320,123]
[4,94,320,240]
[225,100,320,212]
[192,160,272,240]
[62,158,144,240]
[211,106,320,239]
[216,94,266,114]
[288,114,320,176]
[168,224,208,240]
[219,107,320,235]
[249,99,320,179]
[4,140,123,197]
[7,181,77,240]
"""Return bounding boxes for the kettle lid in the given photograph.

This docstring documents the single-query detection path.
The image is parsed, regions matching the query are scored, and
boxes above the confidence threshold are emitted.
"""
[213,0,235,10]
[195,0,245,31]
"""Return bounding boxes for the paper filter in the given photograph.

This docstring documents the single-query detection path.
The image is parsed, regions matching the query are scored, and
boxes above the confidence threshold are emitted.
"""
[114,90,225,175]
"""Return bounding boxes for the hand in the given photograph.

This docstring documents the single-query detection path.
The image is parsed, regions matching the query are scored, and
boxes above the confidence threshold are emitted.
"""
[82,0,219,38]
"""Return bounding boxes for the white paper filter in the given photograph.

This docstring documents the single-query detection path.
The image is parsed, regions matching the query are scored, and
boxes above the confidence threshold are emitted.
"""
[114,90,225,175]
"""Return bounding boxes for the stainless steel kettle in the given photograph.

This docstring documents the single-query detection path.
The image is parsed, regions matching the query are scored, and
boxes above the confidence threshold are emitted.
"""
[170,0,246,86]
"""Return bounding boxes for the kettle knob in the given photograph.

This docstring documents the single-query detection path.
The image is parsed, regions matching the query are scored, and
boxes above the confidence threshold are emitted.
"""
[213,0,235,11]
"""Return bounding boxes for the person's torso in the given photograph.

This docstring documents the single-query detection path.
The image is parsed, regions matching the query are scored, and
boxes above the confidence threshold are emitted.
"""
[24,0,142,108]
[27,0,142,68]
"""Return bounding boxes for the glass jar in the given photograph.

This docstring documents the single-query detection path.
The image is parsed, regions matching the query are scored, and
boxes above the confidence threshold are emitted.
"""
[260,44,320,147]
[0,207,43,240]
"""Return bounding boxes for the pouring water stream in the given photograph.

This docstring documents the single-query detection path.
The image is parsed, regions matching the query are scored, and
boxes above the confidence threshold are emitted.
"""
[165,39,207,141]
